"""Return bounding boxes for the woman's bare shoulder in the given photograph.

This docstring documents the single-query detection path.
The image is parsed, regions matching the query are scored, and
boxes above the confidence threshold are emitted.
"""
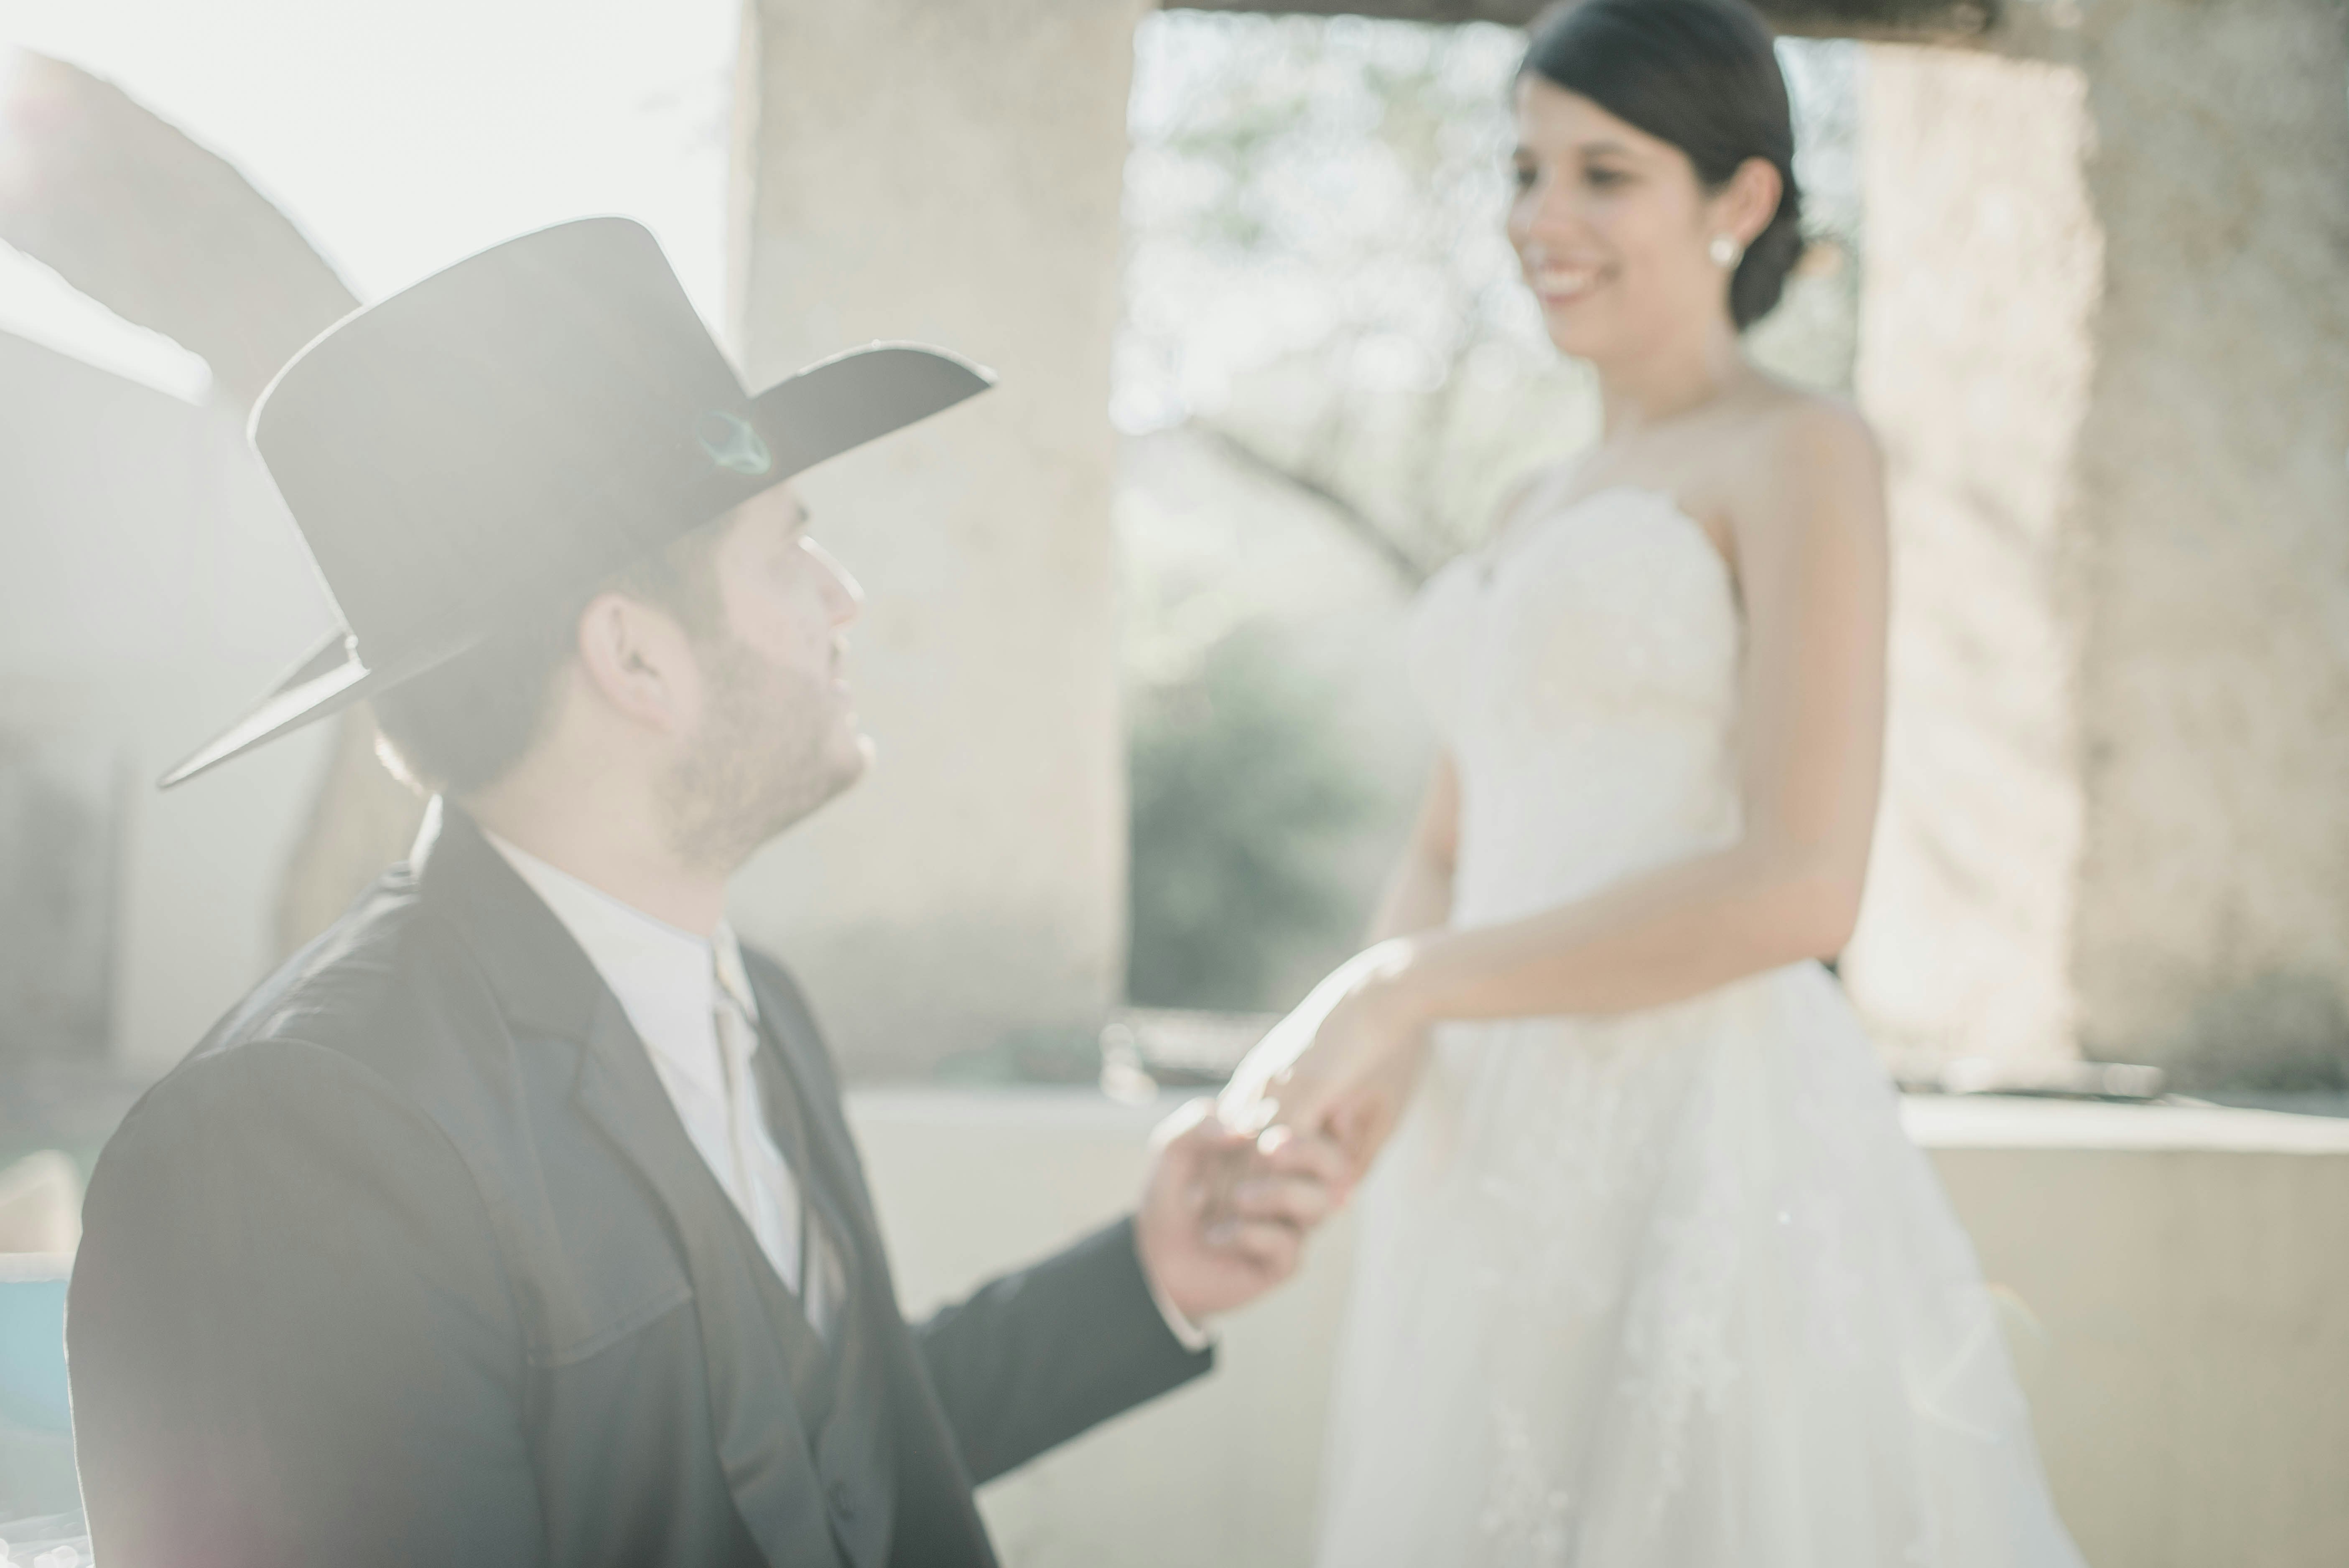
[1698,382,1886,561]
[1746,382,1882,481]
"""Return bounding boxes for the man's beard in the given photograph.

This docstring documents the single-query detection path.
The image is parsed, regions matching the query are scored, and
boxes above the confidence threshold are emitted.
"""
[660,633,866,875]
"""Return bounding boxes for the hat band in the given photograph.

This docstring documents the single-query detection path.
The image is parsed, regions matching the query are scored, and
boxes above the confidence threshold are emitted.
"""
[696,410,772,476]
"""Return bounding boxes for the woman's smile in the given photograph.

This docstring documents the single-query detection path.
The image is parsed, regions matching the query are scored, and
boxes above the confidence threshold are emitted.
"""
[1526,258,1607,306]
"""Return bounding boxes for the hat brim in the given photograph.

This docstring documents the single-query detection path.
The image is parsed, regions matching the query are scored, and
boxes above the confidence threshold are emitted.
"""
[157,621,489,790]
[160,340,994,790]
[748,341,996,482]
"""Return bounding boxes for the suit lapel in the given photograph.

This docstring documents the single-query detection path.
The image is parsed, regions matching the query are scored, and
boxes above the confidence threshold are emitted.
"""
[739,969,1001,1568]
[419,803,843,1568]
[743,989,871,1285]
[572,992,845,1568]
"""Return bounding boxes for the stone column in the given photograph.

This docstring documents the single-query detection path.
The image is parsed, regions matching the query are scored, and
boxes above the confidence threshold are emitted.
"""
[1843,0,2349,1082]
[728,0,1146,1077]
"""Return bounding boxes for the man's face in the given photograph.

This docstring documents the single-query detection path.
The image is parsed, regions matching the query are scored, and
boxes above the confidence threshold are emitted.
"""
[659,482,871,871]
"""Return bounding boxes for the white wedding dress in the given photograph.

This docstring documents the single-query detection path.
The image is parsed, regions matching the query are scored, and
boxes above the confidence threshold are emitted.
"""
[1314,486,2085,1567]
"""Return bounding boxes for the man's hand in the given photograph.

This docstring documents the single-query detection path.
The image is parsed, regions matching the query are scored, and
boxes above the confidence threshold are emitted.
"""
[1133,1099,1355,1325]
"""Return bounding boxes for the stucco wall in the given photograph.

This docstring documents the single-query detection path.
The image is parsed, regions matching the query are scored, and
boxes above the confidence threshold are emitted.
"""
[848,1087,2349,1568]
[1845,8,2349,1077]
[0,331,333,1072]
[726,0,1147,1078]
[1842,47,2101,1064]
[1917,1104,2349,1566]
[2055,0,2349,1074]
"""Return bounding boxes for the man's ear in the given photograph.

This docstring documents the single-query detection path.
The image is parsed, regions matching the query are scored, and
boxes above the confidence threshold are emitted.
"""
[573,591,696,735]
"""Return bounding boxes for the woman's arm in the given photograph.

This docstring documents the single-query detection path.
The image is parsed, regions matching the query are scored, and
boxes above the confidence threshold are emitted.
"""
[1223,757,1460,1140]
[1397,400,1887,1019]
[1243,400,1889,1133]
[1364,752,1462,945]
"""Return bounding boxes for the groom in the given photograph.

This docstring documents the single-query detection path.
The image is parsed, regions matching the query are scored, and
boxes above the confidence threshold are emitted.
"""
[66,219,1348,1568]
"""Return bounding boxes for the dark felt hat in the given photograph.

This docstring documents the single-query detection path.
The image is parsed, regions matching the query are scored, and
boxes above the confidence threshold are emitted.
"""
[160,216,994,789]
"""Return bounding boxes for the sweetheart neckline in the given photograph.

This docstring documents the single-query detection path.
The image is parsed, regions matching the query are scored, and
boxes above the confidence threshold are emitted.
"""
[1468,483,1736,593]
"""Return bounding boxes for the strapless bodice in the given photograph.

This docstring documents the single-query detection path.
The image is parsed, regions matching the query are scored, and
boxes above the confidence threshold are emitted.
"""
[1406,485,1745,927]
[1333,488,2081,1568]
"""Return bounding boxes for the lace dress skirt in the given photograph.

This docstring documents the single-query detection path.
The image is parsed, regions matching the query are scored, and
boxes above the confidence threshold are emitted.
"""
[1312,961,2086,1568]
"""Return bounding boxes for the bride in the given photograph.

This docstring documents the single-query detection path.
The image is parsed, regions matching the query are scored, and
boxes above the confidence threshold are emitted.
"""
[1222,0,2087,1562]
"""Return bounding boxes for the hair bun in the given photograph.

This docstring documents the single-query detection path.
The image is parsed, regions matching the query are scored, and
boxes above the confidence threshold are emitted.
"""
[1732,187,1806,331]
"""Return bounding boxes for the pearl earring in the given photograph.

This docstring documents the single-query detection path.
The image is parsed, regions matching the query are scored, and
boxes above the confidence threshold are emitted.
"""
[1709,234,1743,269]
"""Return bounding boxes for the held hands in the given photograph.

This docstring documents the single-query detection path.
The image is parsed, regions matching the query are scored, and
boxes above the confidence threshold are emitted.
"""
[1218,938,1432,1173]
[1134,1099,1356,1324]
[1134,940,1434,1327]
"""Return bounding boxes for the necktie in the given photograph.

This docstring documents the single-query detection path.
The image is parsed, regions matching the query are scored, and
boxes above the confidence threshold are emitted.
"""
[711,945,847,1340]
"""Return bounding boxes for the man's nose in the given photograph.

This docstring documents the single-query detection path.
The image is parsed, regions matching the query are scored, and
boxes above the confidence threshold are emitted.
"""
[808,538,865,624]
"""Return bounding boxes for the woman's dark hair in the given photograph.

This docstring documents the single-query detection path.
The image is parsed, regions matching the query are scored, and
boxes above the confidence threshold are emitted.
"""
[1521,0,1805,331]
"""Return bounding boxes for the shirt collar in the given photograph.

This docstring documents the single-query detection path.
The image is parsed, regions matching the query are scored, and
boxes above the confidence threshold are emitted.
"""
[480,830,758,1056]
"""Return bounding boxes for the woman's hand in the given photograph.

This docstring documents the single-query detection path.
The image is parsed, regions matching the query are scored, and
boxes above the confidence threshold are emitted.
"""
[1321,1033,1431,1175]
[1220,939,1430,1154]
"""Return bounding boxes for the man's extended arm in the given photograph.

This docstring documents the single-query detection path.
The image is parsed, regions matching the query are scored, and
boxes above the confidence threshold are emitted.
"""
[912,1214,1211,1485]
[909,1104,1350,1484]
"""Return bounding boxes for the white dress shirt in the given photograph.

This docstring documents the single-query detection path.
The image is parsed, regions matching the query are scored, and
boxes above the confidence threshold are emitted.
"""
[485,831,840,1336]
[486,829,1206,1354]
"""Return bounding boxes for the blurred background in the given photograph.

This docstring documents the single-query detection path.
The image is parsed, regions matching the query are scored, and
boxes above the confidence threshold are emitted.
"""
[0,0,2344,1563]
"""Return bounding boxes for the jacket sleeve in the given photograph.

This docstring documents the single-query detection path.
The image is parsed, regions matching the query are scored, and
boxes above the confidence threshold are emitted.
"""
[67,1039,547,1568]
[911,1215,1213,1484]
[741,949,1214,1484]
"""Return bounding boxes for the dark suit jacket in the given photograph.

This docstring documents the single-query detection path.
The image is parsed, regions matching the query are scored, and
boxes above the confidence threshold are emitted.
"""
[67,804,1210,1568]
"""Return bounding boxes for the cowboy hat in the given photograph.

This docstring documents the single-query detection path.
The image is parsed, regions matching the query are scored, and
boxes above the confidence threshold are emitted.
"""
[161,216,992,788]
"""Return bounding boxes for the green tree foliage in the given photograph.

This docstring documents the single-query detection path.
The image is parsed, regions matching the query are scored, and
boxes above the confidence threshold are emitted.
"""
[1119,14,1864,1014]
[1127,626,1378,1011]
[1121,14,1863,580]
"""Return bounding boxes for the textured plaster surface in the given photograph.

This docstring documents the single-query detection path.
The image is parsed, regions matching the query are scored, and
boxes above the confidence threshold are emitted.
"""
[0,331,335,1070]
[1844,47,2100,1062]
[1848,5,2349,1075]
[2058,0,2349,1072]
[851,1087,2349,1568]
[728,0,1147,1075]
